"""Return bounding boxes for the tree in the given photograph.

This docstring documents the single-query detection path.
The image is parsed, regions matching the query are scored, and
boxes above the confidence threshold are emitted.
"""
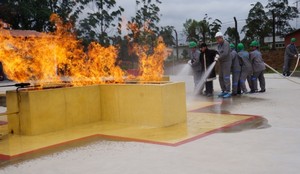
[198,14,222,43]
[54,0,82,25]
[266,0,298,36]
[183,19,200,42]
[0,0,82,32]
[77,0,124,47]
[242,2,272,45]
[127,0,162,46]
[159,26,175,46]
[225,27,238,44]
[183,15,222,43]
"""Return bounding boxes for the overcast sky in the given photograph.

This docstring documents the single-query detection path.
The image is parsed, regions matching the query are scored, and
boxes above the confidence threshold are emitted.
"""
[118,0,299,42]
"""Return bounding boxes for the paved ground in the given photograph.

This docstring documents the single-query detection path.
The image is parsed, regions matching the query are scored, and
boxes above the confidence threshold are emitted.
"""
[0,73,300,174]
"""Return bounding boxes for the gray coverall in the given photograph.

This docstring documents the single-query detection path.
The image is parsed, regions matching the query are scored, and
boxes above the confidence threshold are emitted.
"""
[238,50,252,93]
[283,44,298,76]
[231,48,241,94]
[250,49,266,91]
[217,41,231,93]
[189,49,202,87]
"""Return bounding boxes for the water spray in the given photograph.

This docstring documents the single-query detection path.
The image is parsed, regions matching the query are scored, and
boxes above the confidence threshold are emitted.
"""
[193,61,217,95]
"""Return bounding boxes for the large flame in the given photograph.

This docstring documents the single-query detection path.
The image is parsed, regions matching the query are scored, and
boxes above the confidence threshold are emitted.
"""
[134,37,167,81]
[0,14,167,86]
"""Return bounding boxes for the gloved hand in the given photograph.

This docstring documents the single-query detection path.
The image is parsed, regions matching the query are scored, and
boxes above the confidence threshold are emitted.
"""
[214,54,220,61]
[188,60,192,65]
[294,54,298,58]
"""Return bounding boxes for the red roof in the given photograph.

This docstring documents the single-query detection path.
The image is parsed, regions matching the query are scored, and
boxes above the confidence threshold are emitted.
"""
[0,29,45,37]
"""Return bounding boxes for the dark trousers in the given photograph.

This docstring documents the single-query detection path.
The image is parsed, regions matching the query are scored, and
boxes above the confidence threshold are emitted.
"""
[205,81,213,94]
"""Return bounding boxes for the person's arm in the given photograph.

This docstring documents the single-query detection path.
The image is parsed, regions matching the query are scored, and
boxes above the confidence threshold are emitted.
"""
[190,51,200,67]
[286,45,297,58]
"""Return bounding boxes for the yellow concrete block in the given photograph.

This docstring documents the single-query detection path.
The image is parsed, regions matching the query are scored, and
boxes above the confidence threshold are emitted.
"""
[100,82,186,127]
[7,85,101,135]
[64,85,101,127]
[6,91,19,134]
[6,82,186,135]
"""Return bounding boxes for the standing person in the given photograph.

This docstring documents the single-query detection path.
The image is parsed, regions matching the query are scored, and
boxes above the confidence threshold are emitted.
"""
[188,41,202,89]
[283,38,298,76]
[215,32,232,98]
[199,43,218,97]
[249,40,266,93]
[237,43,252,94]
[230,44,242,96]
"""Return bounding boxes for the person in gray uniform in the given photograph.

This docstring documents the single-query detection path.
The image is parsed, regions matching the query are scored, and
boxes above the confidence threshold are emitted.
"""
[215,32,232,98]
[283,38,298,76]
[249,40,266,93]
[237,43,252,94]
[188,41,202,89]
[230,43,241,96]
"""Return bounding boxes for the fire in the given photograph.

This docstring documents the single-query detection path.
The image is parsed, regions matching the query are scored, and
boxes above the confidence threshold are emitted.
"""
[0,14,168,86]
[134,37,168,81]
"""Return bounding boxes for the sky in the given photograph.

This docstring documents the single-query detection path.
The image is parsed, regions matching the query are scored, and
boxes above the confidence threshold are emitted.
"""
[117,0,299,43]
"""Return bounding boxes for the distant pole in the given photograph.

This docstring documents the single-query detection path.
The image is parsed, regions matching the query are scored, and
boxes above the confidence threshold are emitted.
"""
[272,10,276,50]
[173,29,179,75]
[234,17,239,49]
[174,29,179,60]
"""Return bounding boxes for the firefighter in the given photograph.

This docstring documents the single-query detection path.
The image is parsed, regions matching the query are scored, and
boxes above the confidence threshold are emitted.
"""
[199,43,218,97]
[215,32,232,98]
[188,41,202,89]
[283,38,298,76]
[237,43,252,94]
[249,40,266,93]
[230,44,241,96]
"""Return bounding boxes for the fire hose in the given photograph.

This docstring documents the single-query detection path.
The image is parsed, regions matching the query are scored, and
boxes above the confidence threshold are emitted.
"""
[264,55,300,85]
[0,83,31,88]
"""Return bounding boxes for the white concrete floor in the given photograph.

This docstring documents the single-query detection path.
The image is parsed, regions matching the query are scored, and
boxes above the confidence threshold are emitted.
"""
[1,74,300,174]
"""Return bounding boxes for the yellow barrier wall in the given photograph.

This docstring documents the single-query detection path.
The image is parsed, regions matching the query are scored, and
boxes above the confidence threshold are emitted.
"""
[100,82,186,127]
[7,82,186,135]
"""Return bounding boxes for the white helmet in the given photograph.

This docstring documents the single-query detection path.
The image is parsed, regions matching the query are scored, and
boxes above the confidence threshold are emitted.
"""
[215,31,223,38]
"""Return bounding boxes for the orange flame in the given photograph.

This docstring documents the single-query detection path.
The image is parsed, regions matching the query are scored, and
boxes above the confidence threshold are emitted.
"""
[0,14,167,86]
[133,37,167,81]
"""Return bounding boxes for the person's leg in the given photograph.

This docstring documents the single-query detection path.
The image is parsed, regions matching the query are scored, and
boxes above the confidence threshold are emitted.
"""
[283,57,289,76]
[223,61,231,93]
[258,70,266,92]
[240,71,248,93]
[287,58,293,76]
[232,71,240,95]
[218,63,225,92]
[251,72,260,92]
[205,81,213,94]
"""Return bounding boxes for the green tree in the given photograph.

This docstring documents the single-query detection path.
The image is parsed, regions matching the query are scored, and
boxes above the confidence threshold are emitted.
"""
[183,19,200,42]
[225,27,238,44]
[0,0,82,32]
[198,14,222,43]
[159,26,175,46]
[77,0,124,47]
[183,15,222,43]
[54,0,82,25]
[266,0,298,36]
[127,0,162,46]
[242,2,272,45]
